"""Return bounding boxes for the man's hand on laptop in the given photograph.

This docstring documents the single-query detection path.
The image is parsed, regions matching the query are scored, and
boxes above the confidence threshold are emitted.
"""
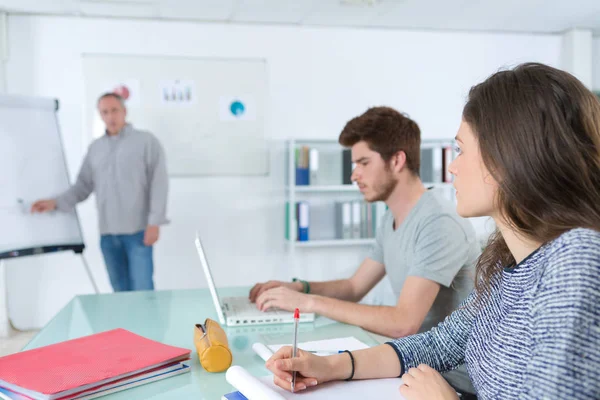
[249,280,303,303]
[255,287,314,313]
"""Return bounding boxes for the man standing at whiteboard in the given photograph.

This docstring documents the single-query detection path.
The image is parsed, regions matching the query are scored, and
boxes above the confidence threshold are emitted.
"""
[31,93,169,292]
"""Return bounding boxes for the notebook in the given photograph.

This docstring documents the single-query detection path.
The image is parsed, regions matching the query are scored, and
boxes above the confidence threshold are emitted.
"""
[223,365,406,400]
[75,362,190,399]
[0,362,190,400]
[0,328,191,400]
[0,386,31,400]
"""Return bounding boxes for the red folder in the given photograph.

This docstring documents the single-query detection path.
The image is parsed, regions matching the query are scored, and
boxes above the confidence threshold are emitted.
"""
[0,328,191,400]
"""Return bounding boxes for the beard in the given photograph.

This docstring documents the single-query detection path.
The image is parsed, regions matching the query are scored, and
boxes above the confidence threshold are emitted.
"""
[366,172,397,202]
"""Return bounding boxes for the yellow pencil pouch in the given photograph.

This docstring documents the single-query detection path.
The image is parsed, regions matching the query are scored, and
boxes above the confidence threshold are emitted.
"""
[194,318,232,373]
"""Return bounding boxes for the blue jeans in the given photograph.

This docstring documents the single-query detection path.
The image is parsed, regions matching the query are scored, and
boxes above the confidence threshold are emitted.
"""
[100,231,154,292]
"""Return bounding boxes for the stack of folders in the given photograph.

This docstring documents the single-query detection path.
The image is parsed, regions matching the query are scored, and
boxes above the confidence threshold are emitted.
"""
[335,201,376,239]
[0,329,191,400]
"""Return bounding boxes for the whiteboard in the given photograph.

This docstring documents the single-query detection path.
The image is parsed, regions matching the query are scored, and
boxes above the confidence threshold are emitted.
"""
[82,55,269,176]
[0,95,85,258]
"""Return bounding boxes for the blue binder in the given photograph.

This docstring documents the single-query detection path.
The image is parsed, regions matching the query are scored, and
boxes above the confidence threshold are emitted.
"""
[296,167,310,185]
[297,201,309,241]
[222,391,248,400]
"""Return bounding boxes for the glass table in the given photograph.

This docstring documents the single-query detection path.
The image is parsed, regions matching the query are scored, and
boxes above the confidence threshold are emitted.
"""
[22,287,380,399]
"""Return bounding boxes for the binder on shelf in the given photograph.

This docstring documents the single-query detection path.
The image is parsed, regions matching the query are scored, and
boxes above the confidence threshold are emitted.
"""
[295,167,309,185]
[309,148,319,186]
[295,146,310,186]
[334,202,343,239]
[441,146,453,183]
[432,148,443,183]
[351,201,361,239]
[297,202,309,242]
[420,148,434,183]
[365,203,373,238]
[342,149,353,185]
[421,145,454,184]
[371,203,377,238]
[342,202,352,239]
[360,203,367,238]
[285,202,300,241]
[335,201,377,240]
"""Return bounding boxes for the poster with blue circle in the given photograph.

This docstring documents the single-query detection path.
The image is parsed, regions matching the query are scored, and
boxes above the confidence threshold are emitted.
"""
[220,95,256,121]
[230,100,245,117]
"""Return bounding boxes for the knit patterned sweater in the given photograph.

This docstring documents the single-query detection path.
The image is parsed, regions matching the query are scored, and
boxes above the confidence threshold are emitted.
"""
[387,228,600,399]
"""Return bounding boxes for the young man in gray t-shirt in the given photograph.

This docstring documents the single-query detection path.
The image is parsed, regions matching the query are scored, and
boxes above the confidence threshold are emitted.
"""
[371,189,478,333]
[250,106,479,392]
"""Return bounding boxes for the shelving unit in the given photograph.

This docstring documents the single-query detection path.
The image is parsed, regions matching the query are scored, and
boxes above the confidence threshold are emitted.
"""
[285,138,456,252]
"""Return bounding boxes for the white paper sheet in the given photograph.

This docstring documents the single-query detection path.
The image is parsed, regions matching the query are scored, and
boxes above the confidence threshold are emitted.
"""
[269,336,370,353]
[226,366,286,400]
[258,375,406,399]
[253,337,370,361]
[226,365,406,400]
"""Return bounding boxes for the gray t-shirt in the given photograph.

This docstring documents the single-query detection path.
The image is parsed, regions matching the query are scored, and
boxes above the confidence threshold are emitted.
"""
[369,189,479,333]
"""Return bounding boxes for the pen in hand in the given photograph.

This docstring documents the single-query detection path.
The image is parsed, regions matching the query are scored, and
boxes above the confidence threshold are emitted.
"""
[291,308,299,393]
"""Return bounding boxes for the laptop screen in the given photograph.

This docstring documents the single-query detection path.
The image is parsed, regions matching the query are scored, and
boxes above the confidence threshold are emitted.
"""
[194,233,226,325]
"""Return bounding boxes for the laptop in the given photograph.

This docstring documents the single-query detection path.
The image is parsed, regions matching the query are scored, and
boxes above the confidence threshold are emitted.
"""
[195,233,315,327]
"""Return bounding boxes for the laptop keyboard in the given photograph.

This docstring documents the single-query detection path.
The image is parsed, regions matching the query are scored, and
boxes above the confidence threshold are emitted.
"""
[224,297,283,316]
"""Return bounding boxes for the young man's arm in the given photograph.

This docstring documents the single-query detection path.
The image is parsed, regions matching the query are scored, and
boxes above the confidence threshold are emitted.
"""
[308,257,386,300]
[312,276,440,338]
[256,275,440,338]
[250,257,385,303]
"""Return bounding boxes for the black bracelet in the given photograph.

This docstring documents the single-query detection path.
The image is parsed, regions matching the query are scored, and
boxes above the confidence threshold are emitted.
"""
[342,350,355,381]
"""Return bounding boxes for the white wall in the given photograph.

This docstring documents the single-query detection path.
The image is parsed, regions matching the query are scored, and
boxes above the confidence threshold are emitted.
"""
[594,37,600,90]
[0,12,10,336]
[4,15,562,329]
[561,29,593,88]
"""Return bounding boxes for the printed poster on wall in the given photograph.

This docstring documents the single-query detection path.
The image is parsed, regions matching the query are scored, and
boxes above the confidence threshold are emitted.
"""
[159,80,197,106]
[219,95,256,121]
[99,79,142,108]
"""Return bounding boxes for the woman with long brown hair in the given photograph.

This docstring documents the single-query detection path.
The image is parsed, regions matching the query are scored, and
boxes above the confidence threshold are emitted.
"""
[265,63,600,399]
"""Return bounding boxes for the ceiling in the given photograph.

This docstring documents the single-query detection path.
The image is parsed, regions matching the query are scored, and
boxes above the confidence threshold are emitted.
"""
[1,0,599,35]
